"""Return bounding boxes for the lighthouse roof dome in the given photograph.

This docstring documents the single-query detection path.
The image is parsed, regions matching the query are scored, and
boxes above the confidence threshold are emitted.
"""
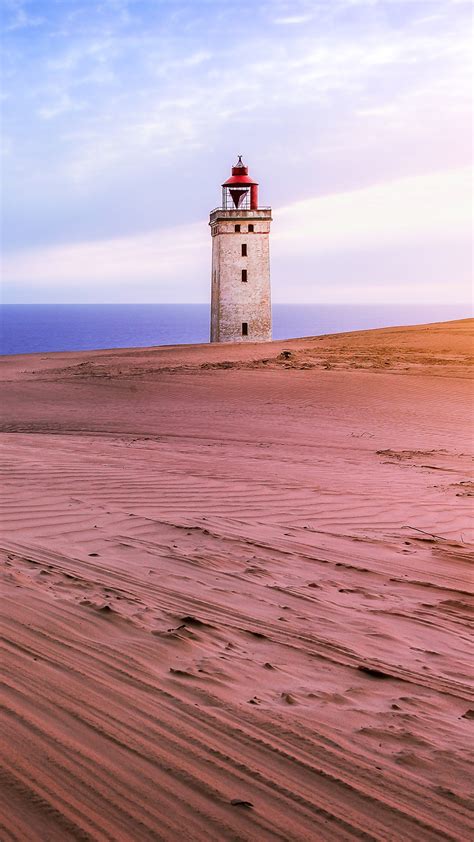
[222,155,258,187]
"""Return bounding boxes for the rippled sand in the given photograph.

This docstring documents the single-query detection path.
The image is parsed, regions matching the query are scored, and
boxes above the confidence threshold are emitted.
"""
[1,319,473,840]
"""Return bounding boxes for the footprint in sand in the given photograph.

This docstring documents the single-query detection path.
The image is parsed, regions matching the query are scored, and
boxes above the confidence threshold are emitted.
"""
[357,666,392,679]
[281,693,297,705]
[461,709,474,720]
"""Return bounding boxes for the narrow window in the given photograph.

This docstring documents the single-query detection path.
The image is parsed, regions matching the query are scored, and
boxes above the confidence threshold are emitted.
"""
[242,322,248,336]
[248,224,254,232]
[234,224,241,232]
[241,269,247,283]
[241,243,247,256]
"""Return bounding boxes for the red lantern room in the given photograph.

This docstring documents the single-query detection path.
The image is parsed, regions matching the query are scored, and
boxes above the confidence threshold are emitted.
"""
[222,155,259,211]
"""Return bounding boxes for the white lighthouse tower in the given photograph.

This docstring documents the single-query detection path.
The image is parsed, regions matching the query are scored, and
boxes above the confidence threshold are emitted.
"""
[210,157,272,343]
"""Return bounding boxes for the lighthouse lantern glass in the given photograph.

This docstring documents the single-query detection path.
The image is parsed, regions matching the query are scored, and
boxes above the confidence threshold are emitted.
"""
[222,185,251,210]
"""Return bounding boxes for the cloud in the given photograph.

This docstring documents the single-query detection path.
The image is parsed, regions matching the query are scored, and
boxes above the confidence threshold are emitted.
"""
[273,15,313,25]
[271,166,472,304]
[1,221,209,302]
[2,0,472,302]
[275,166,472,252]
[3,0,44,32]
[3,167,471,304]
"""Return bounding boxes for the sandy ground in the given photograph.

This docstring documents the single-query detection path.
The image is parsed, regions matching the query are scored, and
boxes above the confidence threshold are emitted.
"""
[0,318,473,841]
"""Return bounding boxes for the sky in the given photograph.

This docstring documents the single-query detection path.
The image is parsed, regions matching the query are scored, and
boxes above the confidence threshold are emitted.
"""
[1,0,472,305]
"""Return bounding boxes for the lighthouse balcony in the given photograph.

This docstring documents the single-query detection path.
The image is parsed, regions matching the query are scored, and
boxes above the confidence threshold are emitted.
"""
[209,207,272,225]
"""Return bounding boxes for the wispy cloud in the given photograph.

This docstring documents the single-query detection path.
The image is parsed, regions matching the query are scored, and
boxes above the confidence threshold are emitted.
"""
[2,0,472,303]
[3,0,44,32]
[273,15,313,25]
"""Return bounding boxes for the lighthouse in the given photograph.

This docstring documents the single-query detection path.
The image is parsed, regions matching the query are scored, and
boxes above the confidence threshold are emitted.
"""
[210,157,272,343]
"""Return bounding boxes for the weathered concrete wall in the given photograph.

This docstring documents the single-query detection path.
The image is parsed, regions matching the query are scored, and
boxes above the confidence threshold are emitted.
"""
[210,209,272,343]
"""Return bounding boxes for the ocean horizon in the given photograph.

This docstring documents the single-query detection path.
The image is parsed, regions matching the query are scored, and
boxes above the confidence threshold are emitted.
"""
[0,302,470,356]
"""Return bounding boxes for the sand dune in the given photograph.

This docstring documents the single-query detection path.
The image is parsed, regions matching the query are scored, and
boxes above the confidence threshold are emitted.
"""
[0,319,473,840]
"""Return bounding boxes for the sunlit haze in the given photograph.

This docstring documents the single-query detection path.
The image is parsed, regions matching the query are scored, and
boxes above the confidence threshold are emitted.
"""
[2,0,472,305]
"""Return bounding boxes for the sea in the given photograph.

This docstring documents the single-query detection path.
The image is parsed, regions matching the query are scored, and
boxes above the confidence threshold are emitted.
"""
[0,303,470,356]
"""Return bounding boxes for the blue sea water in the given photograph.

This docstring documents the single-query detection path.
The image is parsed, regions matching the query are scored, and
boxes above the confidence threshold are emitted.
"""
[0,303,470,356]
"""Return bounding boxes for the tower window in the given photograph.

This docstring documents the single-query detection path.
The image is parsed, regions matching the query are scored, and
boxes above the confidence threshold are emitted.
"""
[241,269,247,283]
[241,244,247,256]
[242,322,248,336]
[248,224,254,232]
[235,224,241,232]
